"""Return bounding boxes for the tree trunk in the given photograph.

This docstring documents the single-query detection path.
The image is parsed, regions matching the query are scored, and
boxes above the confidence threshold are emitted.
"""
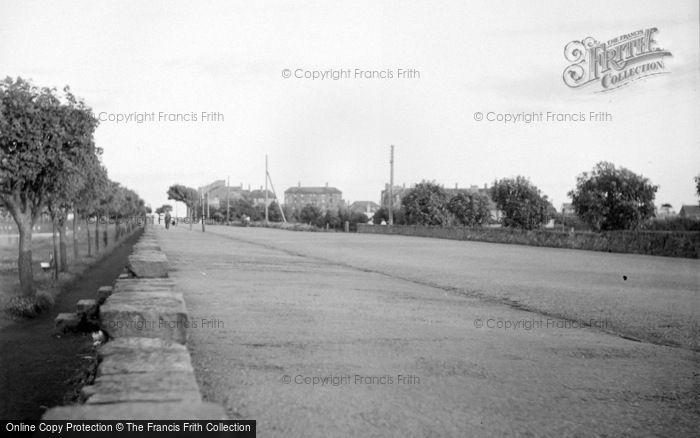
[115,216,120,241]
[95,217,100,253]
[189,206,192,231]
[86,217,92,256]
[103,225,108,248]
[58,214,68,272]
[17,215,35,296]
[52,219,59,279]
[72,210,79,261]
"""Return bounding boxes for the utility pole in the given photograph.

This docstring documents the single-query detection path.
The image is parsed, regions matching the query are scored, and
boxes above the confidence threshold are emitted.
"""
[226,176,230,223]
[388,145,394,225]
[265,156,287,223]
[200,189,206,232]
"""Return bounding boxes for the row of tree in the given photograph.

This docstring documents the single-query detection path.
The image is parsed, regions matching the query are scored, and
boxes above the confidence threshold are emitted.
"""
[382,162,670,232]
[0,77,145,297]
[163,161,677,234]
[384,178,554,230]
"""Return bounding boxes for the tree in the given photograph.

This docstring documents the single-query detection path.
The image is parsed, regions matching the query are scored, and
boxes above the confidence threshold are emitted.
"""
[74,158,107,258]
[491,176,551,230]
[0,77,97,295]
[568,162,658,231]
[447,192,492,227]
[266,201,284,222]
[167,184,198,230]
[230,198,258,221]
[155,204,173,214]
[695,174,700,202]
[401,181,450,226]
[372,206,406,225]
[299,204,323,226]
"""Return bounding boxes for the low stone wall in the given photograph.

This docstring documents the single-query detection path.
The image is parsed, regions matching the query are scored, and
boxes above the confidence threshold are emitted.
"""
[44,226,228,420]
[357,224,700,259]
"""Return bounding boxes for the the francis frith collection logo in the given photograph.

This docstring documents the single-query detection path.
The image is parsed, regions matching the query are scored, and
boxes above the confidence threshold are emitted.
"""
[563,27,672,91]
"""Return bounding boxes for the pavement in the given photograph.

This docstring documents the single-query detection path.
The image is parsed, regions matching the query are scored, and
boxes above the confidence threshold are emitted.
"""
[157,225,699,437]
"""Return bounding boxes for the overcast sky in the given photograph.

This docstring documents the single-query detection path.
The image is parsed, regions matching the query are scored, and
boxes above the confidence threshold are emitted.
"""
[2,0,698,213]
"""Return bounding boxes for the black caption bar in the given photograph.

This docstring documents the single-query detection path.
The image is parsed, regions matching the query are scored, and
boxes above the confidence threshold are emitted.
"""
[2,420,256,437]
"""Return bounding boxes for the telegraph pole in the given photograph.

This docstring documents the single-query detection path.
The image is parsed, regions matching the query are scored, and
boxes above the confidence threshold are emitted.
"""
[265,155,269,223]
[388,145,394,225]
[200,189,206,232]
[226,176,230,223]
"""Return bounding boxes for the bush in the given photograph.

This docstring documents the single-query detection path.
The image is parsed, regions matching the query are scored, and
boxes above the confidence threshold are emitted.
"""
[643,217,700,231]
[4,296,39,318]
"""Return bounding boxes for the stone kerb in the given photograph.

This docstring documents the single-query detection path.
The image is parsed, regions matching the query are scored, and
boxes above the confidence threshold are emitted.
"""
[127,250,169,278]
[43,228,229,421]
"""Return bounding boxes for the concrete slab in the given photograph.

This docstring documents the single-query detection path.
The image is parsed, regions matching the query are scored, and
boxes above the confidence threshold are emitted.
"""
[99,291,188,343]
[54,313,81,334]
[96,286,113,305]
[127,251,169,278]
[96,345,194,376]
[82,371,201,404]
[76,299,98,319]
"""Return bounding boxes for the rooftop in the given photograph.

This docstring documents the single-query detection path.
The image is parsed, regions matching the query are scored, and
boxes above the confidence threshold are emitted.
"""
[285,186,342,195]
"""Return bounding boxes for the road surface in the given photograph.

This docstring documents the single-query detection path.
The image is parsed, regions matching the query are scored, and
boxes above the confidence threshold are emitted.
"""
[157,225,698,437]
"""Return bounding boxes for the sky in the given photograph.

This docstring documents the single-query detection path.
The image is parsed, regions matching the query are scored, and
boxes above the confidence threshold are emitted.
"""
[1,0,698,213]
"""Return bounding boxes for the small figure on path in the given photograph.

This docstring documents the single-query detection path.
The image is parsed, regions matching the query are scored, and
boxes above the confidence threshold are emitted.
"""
[165,211,171,229]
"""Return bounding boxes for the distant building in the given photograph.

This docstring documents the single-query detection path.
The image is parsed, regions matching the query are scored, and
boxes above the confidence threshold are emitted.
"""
[284,183,343,213]
[198,180,275,210]
[380,183,409,209]
[248,188,275,207]
[349,201,380,219]
[679,204,700,220]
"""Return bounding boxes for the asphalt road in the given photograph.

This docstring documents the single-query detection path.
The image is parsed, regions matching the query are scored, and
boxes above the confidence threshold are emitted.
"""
[158,225,698,437]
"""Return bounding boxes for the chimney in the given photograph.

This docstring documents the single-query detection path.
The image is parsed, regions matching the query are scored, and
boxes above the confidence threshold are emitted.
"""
[484,183,487,189]
[248,184,251,192]
[402,183,406,189]
[455,183,458,189]
[298,181,301,188]
[325,182,328,188]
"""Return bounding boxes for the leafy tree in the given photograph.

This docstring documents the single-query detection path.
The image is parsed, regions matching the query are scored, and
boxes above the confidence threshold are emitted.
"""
[568,162,658,231]
[349,210,370,226]
[230,198,258,221]
[0,77,97,295]
[299,204,323,226]
[695,174,700,202]
[167,184,199,230]
[321,209,342,229]
[447,193,491,227]
[266,201,284,222]
[155,204,173,214]
[372,206,406,225]
[401,181,450,226]
[491,176,551,230]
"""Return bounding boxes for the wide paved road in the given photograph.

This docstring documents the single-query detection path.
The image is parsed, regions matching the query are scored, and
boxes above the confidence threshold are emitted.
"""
[157,225,698,437]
